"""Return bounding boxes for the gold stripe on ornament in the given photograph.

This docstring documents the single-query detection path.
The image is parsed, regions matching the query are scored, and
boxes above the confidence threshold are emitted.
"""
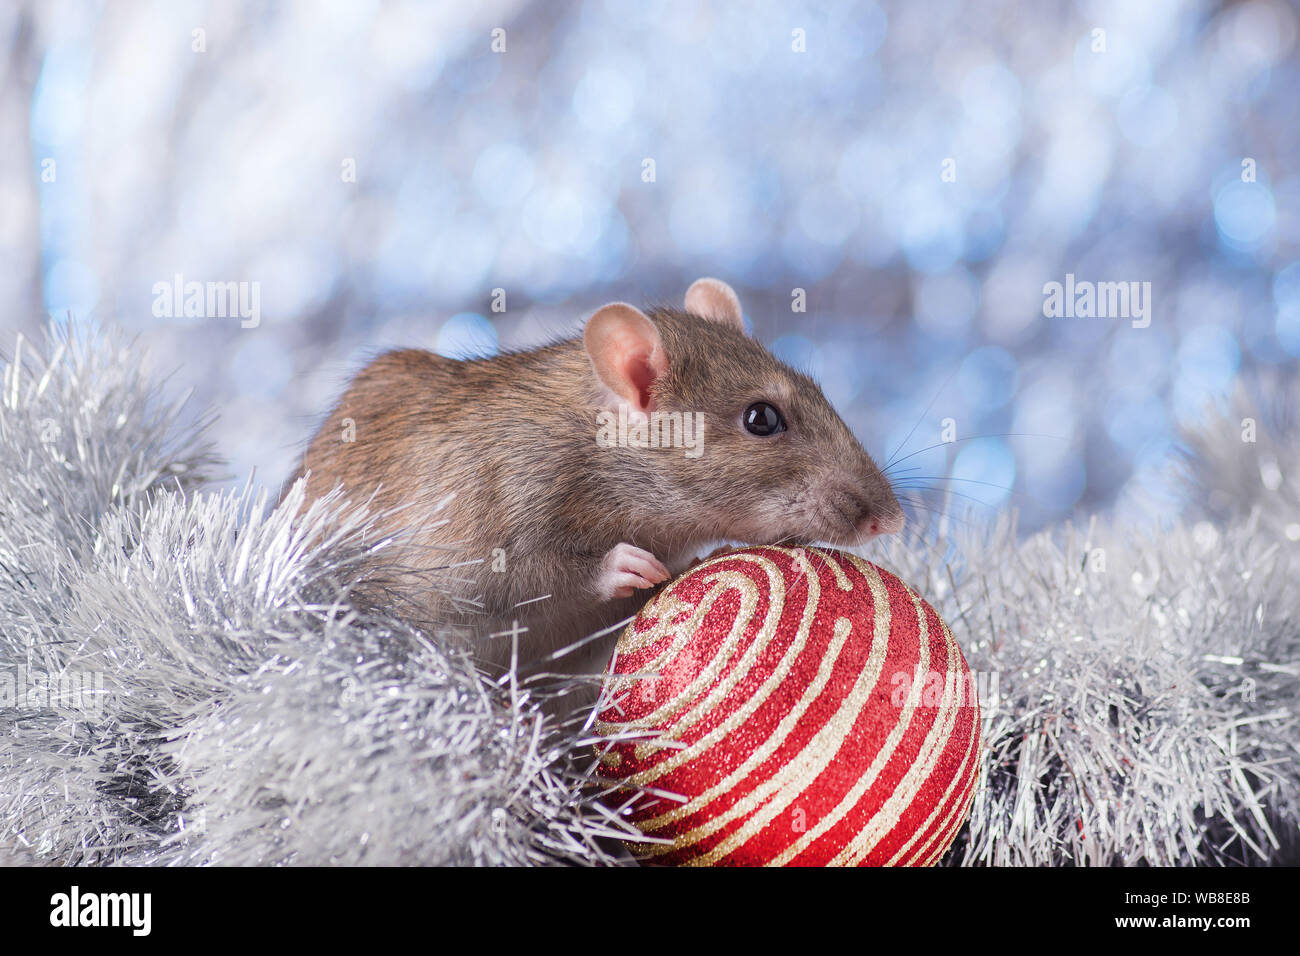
[758,561,929,866]
[806,546,853,591]
[633,573,763,733]
[629,548,801,701]
[627,551,816,780]
[899,697,980,866]
[619,546,786,655]
[903,619,981,866]
[636,614,855,834]
[832,593,963,865]
[665,561,903,865]
[918,734,982,867]
[594,565,769,742]
[616,589,697,653]
[863,621,977,868]
[594,590,699,728]
[889,658,977,868]
[918,782,977,867]
[628,554,787,752]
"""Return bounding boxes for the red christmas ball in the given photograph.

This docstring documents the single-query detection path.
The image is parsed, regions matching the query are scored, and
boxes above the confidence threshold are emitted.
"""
[596,546,981,866]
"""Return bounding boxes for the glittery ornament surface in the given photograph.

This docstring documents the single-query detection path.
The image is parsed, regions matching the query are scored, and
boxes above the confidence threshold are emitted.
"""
[596,546,981,866]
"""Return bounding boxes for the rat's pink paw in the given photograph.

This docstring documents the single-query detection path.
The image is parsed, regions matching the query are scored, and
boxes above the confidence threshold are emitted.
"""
[595,543,671,601]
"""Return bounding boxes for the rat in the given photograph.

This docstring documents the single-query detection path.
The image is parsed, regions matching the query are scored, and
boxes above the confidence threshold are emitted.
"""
[288,278,904,685]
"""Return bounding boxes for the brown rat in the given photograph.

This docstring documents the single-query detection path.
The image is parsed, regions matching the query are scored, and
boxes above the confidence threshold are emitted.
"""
[288,278,904,681]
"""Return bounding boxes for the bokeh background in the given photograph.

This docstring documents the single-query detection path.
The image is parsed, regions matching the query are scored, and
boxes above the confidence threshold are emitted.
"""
[2,0,1296,534]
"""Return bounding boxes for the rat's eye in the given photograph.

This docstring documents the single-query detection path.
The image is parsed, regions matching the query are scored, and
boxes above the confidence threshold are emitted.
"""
[743,401,786,436]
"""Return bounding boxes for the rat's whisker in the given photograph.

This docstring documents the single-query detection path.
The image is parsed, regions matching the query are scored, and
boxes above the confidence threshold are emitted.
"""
[894,497,979,530]
[882,432,1068,476]
[882,363,962,471]
[892,476,1015,492]
[893,485,1007,510]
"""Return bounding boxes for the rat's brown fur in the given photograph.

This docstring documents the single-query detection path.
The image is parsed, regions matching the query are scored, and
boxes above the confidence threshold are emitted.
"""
[289,305,901,675]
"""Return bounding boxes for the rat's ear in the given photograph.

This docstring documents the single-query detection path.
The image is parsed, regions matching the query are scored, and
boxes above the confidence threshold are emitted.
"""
[684,277,745,332]
[583,302,667,413]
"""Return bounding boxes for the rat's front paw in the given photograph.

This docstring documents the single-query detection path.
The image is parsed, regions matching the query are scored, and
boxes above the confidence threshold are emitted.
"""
[595,542,671,601]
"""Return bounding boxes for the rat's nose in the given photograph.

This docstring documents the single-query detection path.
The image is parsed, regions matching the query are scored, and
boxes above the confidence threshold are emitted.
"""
[858,511,905,538]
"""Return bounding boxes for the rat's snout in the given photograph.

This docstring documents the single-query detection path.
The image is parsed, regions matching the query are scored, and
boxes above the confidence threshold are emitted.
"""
[856,510,905,538]
[841,453,906,543]
[842,487,905,543]
[811,460,906,547]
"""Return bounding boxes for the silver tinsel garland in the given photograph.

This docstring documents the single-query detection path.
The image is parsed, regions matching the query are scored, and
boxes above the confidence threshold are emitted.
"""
[1,326,1296,865]
[0,327,637,865]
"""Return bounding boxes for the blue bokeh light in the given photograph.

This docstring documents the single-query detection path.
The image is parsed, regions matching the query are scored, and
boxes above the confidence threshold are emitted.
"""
[5,0,1294,526]
[1214,179,1276,253]
[950,440,1016,510]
